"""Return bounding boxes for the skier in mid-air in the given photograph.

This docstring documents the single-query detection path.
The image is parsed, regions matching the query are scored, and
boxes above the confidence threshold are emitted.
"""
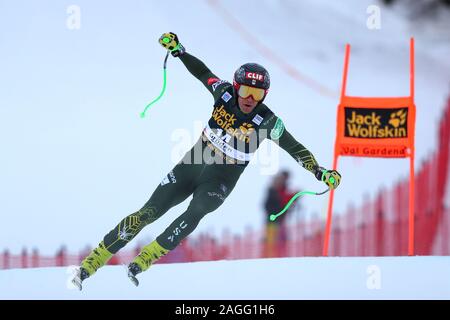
[72,32,341,290]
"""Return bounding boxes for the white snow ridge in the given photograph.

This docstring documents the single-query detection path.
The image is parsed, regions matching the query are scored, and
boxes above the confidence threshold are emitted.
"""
[0,256,449,299]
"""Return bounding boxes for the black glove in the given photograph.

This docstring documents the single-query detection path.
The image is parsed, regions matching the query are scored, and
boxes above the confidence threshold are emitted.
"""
[314,166,342,190]
[158,32,186,57]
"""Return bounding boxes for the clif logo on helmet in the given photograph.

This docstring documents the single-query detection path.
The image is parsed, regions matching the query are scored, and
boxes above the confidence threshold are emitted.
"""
[245,72,264,81]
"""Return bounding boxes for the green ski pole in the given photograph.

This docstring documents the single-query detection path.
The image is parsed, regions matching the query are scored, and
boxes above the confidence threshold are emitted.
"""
[140,50,170,118]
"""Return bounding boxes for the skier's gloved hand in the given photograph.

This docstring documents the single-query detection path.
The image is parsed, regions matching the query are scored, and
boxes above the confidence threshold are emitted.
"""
[314,166,341,190]
[158,32,186,57]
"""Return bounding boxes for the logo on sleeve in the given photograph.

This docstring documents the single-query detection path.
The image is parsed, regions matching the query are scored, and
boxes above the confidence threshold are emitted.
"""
[221,92,232,102]
[207,77,220,85]
[160,171,177,186]
[212,80,228,92]
[262,114,275,126]
[270,118,285,140]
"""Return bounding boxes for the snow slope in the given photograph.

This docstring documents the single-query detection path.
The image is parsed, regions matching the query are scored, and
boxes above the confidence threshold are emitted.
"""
[1,256,449,300]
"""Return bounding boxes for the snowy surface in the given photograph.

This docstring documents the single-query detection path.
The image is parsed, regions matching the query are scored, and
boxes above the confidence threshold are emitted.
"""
[1,256,449,300]
[0,0,449,254]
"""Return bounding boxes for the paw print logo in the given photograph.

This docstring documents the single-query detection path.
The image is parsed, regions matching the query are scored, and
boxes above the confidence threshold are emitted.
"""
[389,109,407,128]
[239,123,254,135]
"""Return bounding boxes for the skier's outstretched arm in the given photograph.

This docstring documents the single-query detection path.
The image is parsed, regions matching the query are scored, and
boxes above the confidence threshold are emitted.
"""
[262,114,342,189]
[158,32,229,100]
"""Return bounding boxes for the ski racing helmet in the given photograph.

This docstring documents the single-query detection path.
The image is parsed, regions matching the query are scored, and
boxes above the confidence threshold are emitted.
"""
[233,63,270,102]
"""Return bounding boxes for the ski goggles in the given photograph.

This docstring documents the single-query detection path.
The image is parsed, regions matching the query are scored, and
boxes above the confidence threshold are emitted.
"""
[236,85,266,102]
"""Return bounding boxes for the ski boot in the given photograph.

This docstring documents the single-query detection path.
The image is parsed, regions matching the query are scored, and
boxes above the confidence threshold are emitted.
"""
[71,241,113,291]
[127,240,169,287]
[71,267,90,291]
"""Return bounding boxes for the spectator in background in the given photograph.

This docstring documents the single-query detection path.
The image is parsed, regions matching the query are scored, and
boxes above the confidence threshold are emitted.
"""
[263,170,299,257]
[55,245,67,267]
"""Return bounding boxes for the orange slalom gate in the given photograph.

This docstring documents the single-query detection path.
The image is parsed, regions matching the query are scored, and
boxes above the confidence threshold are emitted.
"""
[324,38,417,256]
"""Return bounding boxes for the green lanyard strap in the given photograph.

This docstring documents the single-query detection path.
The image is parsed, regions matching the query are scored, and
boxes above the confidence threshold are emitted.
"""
[140,51,170,118]
[269,188,330,221]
